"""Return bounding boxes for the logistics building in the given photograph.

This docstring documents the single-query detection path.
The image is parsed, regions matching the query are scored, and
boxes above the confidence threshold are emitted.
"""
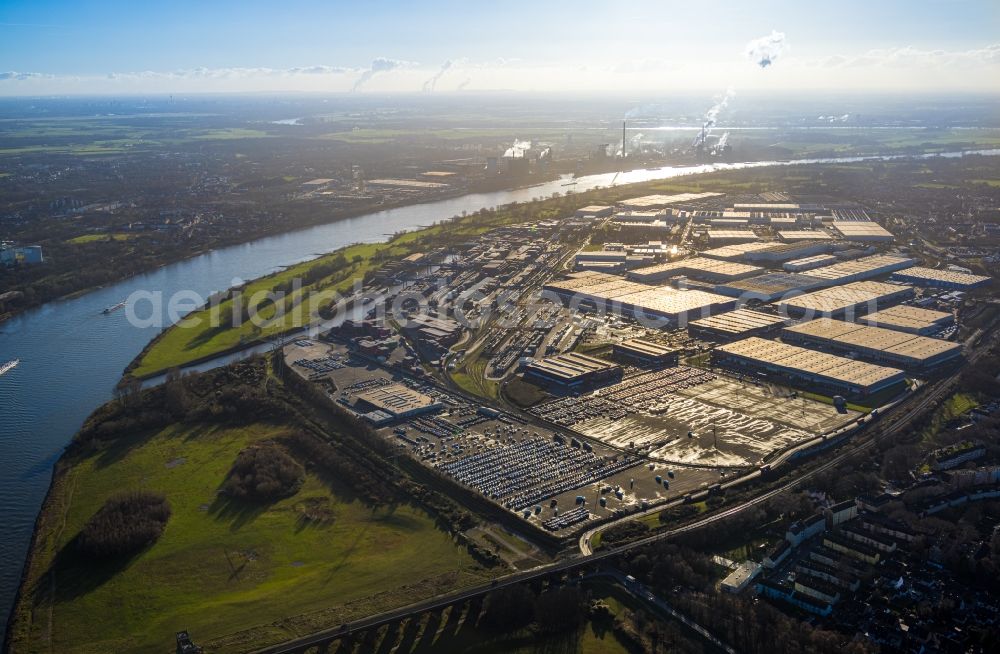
[778,229,833,242]
[522,352,621,389]
[831,221,894,243]
[714,272,826,302]
[743,241,832,264]
[544,272,735,324]
[891,266,991,290]
[627,257,763,284]
[575,205,614,218]
[700,242,781,261]
[687,308,787,340]
[784,254,839,272]
[860,305,954,335]
[354,383,442,420]
[777,280,914,318]
[713,337,906,396]
[782,318,963,370]
[805,254,915,284]
[612,339,679,366]
[618,192,721,210]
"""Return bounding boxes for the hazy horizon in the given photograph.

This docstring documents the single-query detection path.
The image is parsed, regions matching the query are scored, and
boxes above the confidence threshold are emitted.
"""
[2,0,998,96]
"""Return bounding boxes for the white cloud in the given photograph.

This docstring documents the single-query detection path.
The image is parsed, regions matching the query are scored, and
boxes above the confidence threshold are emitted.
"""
[819,43,1000,69]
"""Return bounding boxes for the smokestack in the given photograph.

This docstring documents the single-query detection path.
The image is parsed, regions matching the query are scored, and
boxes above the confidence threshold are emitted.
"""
[622,120,627,160]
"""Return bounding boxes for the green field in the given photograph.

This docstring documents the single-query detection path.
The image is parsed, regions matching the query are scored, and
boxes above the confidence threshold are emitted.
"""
[66,232,141,244]
[130,240,395,377]
[9,422,483,654]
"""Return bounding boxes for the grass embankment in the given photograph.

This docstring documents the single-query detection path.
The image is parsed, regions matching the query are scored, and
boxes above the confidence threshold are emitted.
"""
[10,422,481,654]
[12,424,475,652]
[919,391,979,444]
[66,232,141,244]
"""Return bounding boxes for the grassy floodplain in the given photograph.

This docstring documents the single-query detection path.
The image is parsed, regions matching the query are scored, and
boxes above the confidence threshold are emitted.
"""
[9,421,483,653]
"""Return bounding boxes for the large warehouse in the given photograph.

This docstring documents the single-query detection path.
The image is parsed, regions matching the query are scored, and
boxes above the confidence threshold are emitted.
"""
[715,272,827,302]
[777,281,915,318]
[784,254,840,272]
[744,241,832,264]
[778,230,833,242]
[688,308,787,340]
[782,318,963,370]
[860,305,954,335]
[891,266,991,290]
[701,242,783,261]
[832,221,894,243]
[612,339,679,366]
[628,257,764,284]
[544,272,735,324]
[354,383,442,420]
[615,286,736,324]
[713,337,907,396]
[618,192,721,210]
[805,254,916,284]
[522,352,622,389]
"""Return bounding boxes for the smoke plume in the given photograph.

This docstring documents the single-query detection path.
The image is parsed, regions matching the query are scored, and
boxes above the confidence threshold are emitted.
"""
[352,57,406,92]
[745,31,787,68]
[457,77,471,91]
[422,60,452,92]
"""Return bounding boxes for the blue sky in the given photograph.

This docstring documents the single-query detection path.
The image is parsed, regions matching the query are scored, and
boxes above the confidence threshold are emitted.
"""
[1,0,998,94]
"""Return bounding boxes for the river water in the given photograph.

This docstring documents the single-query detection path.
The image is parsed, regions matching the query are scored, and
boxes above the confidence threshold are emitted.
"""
[0,149,996,635]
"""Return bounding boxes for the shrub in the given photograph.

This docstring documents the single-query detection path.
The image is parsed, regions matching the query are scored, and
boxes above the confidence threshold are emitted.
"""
[222,441,304,502]
[77,491,171,558]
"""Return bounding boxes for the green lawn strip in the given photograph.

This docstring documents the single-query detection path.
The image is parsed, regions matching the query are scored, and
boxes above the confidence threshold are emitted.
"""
[14,422,480,654]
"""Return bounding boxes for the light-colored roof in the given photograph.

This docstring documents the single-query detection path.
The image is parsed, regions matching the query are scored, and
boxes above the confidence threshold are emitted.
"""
[832,221,894,240]
[805,254,915,282]
[629,257,763,281]
[783,318,962,365]
[778,280,912,314]
[893,266,990,287]
[862,305,953,332]
[689,308,786,335]
[716,337,904,389]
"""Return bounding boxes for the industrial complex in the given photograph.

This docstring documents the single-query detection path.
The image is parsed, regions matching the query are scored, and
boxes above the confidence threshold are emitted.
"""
[271,189,992,537]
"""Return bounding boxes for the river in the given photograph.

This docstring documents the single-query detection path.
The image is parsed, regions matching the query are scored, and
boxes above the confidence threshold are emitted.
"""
[0,148,997,636]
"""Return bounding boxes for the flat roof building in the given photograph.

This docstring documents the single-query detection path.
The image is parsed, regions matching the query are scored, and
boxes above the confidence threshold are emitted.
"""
[700,242,780,261]
[784,254,840,272]
[544,272,735,325]
[522,352,621,389]
[713,337,906,396]
[627,257,764,284]
[743,241,832,264]
[618,192,722,210]
[354,383,442,419]
[575,204,614,218]
[805,254,916,284]
[612,338,679,366]
[688,308,787,340]
[891,266,991,290]
[777,280,914,318]
[714,272,827,302]
[860,305,954,335]
[832,221,894,243]
[779,229,833,242]
[782,318,963,370]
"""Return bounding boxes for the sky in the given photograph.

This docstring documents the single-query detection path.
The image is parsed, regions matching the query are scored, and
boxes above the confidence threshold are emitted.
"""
[1,0,998,96]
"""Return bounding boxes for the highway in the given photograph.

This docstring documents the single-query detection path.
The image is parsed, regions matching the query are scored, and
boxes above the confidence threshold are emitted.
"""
[253,328,995,654]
